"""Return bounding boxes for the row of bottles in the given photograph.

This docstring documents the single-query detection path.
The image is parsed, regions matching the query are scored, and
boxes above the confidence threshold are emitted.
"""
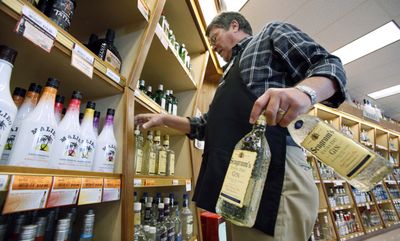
[311,214,334,241]
[327,186,351,207]
[134,129,175,176]
[333,211,361,237]
[34,0,76,31]
[371,185,389,201]
[137,81,178,116]
[159,15,192,72]
[360,207,381,228]
[0,207,95,241]
[0,45,117,172]
[134,192,193,241]
[351,188,373,204]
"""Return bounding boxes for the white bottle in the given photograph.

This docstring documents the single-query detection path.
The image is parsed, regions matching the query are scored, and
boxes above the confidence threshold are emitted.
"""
[51,91,82,170]
[54,95,65,124]
[93,111,100,137]
[0,45,18,159]
[78,101,97,171]
[1,83,41,164]
[92,108,117,173]
[8,78,59,168]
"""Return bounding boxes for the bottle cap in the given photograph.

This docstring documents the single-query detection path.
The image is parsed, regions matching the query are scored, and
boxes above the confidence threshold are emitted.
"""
[143,225,150,232]
[62,108,66,115]
[147,86,152,91]
[107,108,115,116]
[294,120,304,129]
[134,202,141,211]
[94,111,100,118]
[163,197,170,204]
[72,90,82,100]
[158,203,164,209]
[29,83,42,93]
[0,45,17,65]
[79,113,84,120]
[106,29,115,42]
[88,34,98,44]
[140,80,145,85]
[155,130,161,136]
[158,84,164,90]
[56,95,65,104]
[46,77,59,89]
[13,87,26,97]
[86,101,96,109]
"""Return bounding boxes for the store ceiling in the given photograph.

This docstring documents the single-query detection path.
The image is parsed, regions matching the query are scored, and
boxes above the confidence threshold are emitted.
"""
[240,0,400,121]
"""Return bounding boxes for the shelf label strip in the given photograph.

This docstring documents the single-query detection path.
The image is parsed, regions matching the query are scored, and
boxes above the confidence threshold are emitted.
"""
[3,175,52,214]
[47,176,81,208]
[155,24,169,50]
[138,0,149,21]
[102,178,121,202]
[71,44,94,79]
[78,178,103,205]
[21,6,57,38]
[106,68,121,84]
[134,178,142,187]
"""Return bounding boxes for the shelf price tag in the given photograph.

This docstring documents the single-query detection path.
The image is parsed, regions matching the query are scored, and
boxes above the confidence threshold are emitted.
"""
[106,68,121,84]
[47,177,81,208]
[78,178,103,205]
[172,179,179,186]
[15,6,58,52]
[155,24,169,50]
[3,175,52,214]
[0,175,9,191]
[71,44,94,79]
[138,0,149,21]
[134,178,142,187]
[185,179,192,192]
[102,178,121,202]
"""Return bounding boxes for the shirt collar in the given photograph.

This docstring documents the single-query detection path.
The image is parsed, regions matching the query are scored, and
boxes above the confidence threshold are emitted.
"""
[231,36,253,59]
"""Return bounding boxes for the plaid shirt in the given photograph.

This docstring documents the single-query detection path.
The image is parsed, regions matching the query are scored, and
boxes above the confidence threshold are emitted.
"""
[188,21,347,140]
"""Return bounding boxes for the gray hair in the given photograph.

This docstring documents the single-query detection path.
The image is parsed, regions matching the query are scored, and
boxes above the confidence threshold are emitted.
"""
[206,12,253,36]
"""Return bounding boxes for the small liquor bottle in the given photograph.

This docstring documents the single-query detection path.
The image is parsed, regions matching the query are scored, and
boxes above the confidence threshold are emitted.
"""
[12,87,26,108]
[92,29,122,73]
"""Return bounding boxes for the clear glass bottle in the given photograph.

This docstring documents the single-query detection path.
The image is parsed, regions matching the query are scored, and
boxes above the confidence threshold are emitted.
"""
[93,111,100,137]
[156,203,168,241]
[157,134,168,176]
[92,108,117,172]
[79,210,95,241]
[51,91,82,170]
[288,114,394,191]
[180,194,193,241]
[215,114,271,227]
[54,95,65,124]
[147,227,156,241]
[142,130,156,175]
[0,45,18,160]
[1,83,41,164]
[134,126,144,174]
[8,78,59,168]
[78,101,97,171]
[153,85,166,110]
[170,197,182,241]
[164,135,175,176]
[12,87,26,108]
[163,198,175,241]
[134,202,147,241]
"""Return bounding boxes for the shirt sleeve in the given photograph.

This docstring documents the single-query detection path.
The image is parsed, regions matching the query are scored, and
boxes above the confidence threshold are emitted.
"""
[186,112,208,140]
[269,22,348,107]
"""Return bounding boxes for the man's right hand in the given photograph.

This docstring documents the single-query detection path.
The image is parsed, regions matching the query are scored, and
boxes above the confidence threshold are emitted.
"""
[134,113,165,129]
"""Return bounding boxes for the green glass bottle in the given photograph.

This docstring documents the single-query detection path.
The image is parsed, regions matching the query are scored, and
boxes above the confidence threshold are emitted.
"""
[153,84,166,110]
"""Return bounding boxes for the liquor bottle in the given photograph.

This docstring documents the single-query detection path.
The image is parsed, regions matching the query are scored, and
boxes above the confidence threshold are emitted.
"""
[288,114,394,191]
[54,95,65,124]
[178,44,187,63]
[51,91,82,170]
[143,202,153,226]
[78,101,97,171]
[156,203,168,241]
[147,227,156,241]
[92,29,122,72]
[0,46,18,159]
[215,114,271,227]
[172,201,182,241]
[79,210,95,241]
[93,108,117,172]
[134,126,144,175]
[153,85,166,110]
[165,90,172,114]
[146,86,153,99]
[152,130,162,175]
[12,87,26,108]
[35,216,47,241]
[157,133,168,176]
[163,198,176,241]
[8,78,59,168]
[18,224,38,241]
[141,130,157,175]
[180,194,193,241]
[134,202,147,241]
[164,135,175,176]
[85,34,98,51]
[46,0,76,31]
[54,218,71,241]
[93,111,100,136]
[138,80,146,92]
[168,30,175,46]
[1,83,41,164]
[169,90,178,116]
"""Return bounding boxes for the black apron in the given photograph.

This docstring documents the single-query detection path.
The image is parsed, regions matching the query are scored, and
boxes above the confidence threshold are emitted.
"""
[192,52,287,236]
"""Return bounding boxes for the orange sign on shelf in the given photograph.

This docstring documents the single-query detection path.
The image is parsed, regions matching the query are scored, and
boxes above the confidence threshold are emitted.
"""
[102,178,121,202]
[47,177,82,208]
[78,178,103,205]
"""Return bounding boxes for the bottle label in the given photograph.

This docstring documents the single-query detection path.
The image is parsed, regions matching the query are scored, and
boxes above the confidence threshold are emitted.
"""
[161,98,166,110]
[0,109,14,149]
[301,122,376,179]
[172,104,177,116]
[219,150,256,208]
[105,49,121,72]
[169,153,175,175]
[59,134,81,158]
[149,152,156,174]
[0,125,18,163]
[79,138,96,161]
[158,150,167,175]
[135,149,143,174]
[103,144,117,163]
[134,213,141,225]
[32,126,56,153]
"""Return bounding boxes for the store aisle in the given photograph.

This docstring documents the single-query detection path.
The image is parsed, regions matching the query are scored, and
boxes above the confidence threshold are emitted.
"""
[364,228,400,241]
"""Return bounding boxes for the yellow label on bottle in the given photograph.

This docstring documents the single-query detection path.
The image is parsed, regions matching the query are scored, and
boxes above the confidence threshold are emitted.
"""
[301,122,376,179]
[219,150,256,208]
[158,151,167,174]
[105,49,121,72]
[149,152,156,174]
[135,150,143,174]
[134,213,141,225]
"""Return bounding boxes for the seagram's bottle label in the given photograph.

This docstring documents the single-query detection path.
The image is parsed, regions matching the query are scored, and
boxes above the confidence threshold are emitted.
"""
[219,150,257,208]
[169,153,175,175]
[157,150,167,175]
[301,122,376,179]
[148,152,157,174]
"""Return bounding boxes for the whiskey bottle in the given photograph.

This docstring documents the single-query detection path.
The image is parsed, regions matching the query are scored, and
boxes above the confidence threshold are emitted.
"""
[46,0,76,31]
[93,29,122,73]
[215,114,271,227]
[169,90,178,116]
[141,130,156,175]
[133,202,147,241]
[288,114,393,191]
[134,126,144,175]
[12,87,26,108]
[153,85,166,110]
[0,45,18,159]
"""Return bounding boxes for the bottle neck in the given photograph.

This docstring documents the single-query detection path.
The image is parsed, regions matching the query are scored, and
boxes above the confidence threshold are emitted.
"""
[36,86,57,112]
[252,122,266,134]
[104,114,114,128]
[24,91,40,106]
[0,60,13,97]
[81,108,95,127]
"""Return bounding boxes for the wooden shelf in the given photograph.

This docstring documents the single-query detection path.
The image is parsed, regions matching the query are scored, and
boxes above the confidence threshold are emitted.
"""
[365,226,383,233]
[0,0,126,100]
[357,202,376,208]
[331,204,353,211]
[134,175,191,188]
[339,231,364,240]
[376,200,392,204]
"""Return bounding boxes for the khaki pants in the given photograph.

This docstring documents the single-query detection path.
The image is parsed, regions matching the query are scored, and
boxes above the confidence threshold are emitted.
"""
[226,146,319,241]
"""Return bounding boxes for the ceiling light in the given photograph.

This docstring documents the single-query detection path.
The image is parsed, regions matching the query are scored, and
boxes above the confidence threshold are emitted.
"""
[368,85,400,99]
[332,21,400,65]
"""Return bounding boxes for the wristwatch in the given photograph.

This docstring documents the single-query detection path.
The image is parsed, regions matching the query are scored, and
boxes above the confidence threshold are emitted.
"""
[295,85,317,105]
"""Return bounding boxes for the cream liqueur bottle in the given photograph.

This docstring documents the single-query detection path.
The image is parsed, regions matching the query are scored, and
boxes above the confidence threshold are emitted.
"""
[8,78,59,168]
[0,45,18,159]
[51,91,82,170]
[92,108,117,173]
[78,101,97,171]
[1,83,41,164]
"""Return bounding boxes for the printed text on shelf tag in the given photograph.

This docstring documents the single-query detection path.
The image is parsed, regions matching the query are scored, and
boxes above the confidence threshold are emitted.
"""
[15,17,55,52]
[102,178,121,202]
[78,178,103,205]
[47,177,82,208]
[106,68,121,84]
[71,44,94,78]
